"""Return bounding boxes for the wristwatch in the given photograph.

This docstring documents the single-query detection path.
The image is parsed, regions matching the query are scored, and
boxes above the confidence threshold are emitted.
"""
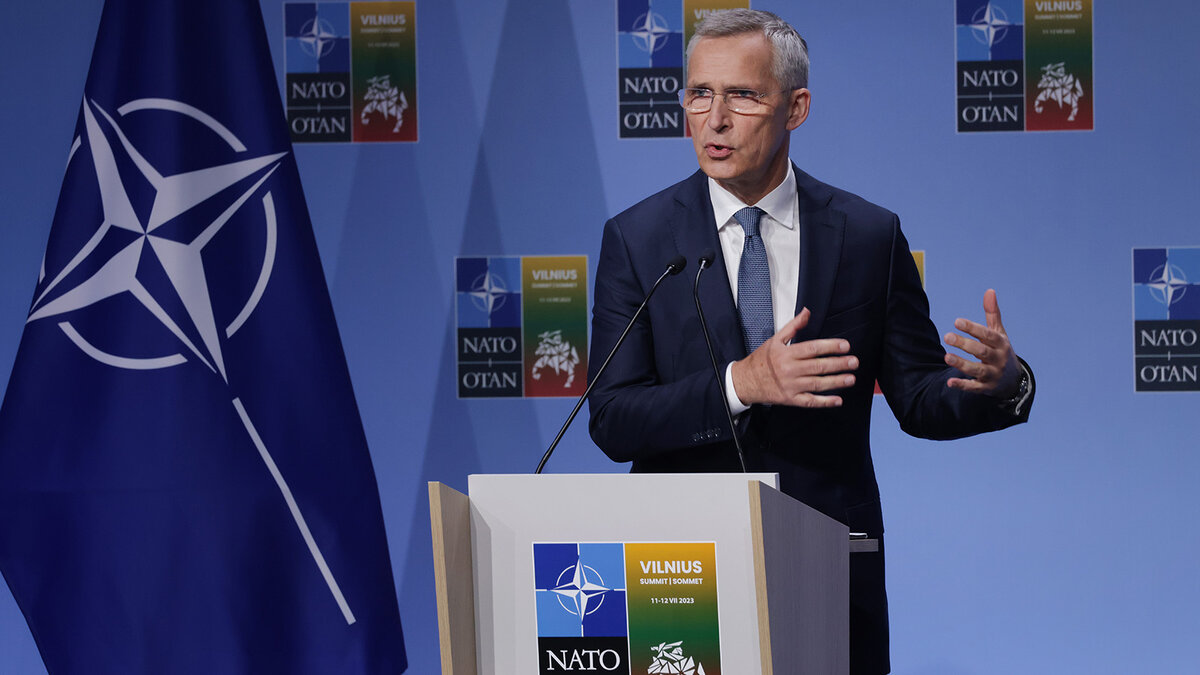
[998,358,1033,416]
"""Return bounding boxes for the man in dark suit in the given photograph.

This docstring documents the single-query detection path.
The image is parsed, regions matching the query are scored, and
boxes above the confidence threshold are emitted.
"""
[587,9,1033,675]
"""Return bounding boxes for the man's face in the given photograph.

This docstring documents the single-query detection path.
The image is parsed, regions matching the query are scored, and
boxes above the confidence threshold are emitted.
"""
[686,33,809,204]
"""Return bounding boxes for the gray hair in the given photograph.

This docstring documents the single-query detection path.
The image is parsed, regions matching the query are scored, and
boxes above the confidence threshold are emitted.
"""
[685,9,809,90]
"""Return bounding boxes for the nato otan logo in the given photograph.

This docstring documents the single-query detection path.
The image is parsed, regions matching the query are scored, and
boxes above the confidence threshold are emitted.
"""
[956,1,1025,132]
[31,96,356,622]
[285,4,351,141]
[534,543,630,674]
[1133,247,1200,392]
[617,0,685,138]
[456,257,523,397]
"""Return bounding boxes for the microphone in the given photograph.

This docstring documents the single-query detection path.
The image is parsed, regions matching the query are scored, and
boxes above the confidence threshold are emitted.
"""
[693,250,748,472]
[535,255,686,474]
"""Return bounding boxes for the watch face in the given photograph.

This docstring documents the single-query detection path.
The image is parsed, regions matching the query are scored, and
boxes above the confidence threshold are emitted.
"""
[1003,367,1031,412]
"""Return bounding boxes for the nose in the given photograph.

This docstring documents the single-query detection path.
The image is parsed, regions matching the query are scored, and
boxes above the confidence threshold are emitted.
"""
[706,95,731,130]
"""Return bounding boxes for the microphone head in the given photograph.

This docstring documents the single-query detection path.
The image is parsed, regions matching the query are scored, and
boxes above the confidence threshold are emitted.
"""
[666,255,687,275]
[698,250,716,268]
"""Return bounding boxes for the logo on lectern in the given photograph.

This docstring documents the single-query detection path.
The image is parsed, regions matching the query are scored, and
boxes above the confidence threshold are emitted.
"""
[532,541,722,674]
[534,543,630,674]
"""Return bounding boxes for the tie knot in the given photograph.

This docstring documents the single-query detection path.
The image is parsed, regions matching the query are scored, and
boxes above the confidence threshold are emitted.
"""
[734,207,764,238]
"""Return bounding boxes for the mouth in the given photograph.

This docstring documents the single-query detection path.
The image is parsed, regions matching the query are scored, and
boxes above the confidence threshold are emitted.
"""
[704,143,732,159]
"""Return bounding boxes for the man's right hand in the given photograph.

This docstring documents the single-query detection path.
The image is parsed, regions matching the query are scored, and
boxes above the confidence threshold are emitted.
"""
[729,308,859,408]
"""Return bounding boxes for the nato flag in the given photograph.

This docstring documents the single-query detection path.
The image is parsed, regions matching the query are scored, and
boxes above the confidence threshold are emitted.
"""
[0,0,407,672]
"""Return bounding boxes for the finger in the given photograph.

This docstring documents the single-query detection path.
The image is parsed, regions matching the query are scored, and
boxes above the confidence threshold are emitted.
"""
[795,372,858,392]
[951,317,1010,351]
[775,307,810,344]
[795,355,859,376]
[951,318,992,343]
[789,392,845,408]
[983,288,1005,332]
[945,376,989,394]
[944,331,991,361]
[787,338,853,360]
[944,352,997,381]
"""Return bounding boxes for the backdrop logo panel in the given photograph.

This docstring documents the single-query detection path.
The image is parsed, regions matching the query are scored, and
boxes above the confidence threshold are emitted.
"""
[1133,247,1200,392]
[456,256,588,398]
[955,1,1092,132]
[533,542,719,674]
[284,2,417,143]
[617,0,748,139]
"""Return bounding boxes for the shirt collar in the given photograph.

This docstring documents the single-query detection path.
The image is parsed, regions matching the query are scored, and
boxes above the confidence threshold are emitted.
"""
[709,163,797,232]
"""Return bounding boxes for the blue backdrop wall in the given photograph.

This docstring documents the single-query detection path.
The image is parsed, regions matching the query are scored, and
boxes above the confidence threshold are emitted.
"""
[3,1,1198,673]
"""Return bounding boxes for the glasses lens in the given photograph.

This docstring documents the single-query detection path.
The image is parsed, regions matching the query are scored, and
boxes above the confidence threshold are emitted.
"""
[678,89,773,113]
[679,89,711,112]
[725,91,762,114]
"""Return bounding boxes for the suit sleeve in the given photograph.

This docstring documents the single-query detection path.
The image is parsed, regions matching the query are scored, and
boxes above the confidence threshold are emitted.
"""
[586,217,736,462]
[877,219,1033,438]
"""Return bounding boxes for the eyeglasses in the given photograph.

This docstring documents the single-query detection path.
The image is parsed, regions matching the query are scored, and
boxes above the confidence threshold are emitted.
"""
[677,88,789,114]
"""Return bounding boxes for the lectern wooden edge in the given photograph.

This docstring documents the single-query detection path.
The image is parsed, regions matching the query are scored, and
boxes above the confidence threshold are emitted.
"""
[748,480,849,674]
[428,481,477,675]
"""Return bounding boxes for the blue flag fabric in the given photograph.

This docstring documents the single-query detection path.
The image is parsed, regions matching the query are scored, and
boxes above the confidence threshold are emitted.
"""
[0,0,407,672]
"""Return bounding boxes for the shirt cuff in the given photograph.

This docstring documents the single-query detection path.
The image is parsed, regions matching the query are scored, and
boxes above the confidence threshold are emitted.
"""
[724,363,751,416]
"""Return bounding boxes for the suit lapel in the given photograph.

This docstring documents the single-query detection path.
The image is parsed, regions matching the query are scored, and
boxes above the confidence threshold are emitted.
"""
[791,166,845,342]
[669,171,745,362]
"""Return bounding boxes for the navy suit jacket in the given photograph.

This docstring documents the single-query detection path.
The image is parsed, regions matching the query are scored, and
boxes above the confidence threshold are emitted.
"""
[587,165,1031,673]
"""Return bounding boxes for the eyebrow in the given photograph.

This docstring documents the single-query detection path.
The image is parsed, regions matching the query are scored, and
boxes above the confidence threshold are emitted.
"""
[684,82,760,91]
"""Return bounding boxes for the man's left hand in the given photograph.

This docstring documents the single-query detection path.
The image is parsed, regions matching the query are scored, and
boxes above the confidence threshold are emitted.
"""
[943,288,1020,398]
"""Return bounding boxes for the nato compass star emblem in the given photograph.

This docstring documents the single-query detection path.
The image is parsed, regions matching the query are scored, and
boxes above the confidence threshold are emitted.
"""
[298,16,339,58]
[26,96,357,625]
[970,3,1012,49]
[30,98,285,377]
[1147,262,1189,306]
[630,11,671,54]
[552,559,612,620]
[468,271,509,315]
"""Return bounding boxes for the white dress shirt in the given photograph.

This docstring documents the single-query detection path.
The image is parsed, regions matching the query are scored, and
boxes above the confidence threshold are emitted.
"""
[708,164,801,414]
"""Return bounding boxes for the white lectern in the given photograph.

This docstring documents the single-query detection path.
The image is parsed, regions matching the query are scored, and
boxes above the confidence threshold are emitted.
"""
[429,473,850,674]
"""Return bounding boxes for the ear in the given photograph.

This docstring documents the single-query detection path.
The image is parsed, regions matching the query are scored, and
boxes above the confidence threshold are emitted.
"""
[785,88,811,131]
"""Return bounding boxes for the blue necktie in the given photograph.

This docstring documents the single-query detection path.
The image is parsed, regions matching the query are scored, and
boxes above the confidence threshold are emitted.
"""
[736,206,773,354]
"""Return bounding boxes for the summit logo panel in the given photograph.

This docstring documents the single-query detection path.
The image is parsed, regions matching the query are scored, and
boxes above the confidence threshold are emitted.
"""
[284,2,418,143]
[455,256,589,399]
[616,0,748,139]
[955,1,1093,133]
